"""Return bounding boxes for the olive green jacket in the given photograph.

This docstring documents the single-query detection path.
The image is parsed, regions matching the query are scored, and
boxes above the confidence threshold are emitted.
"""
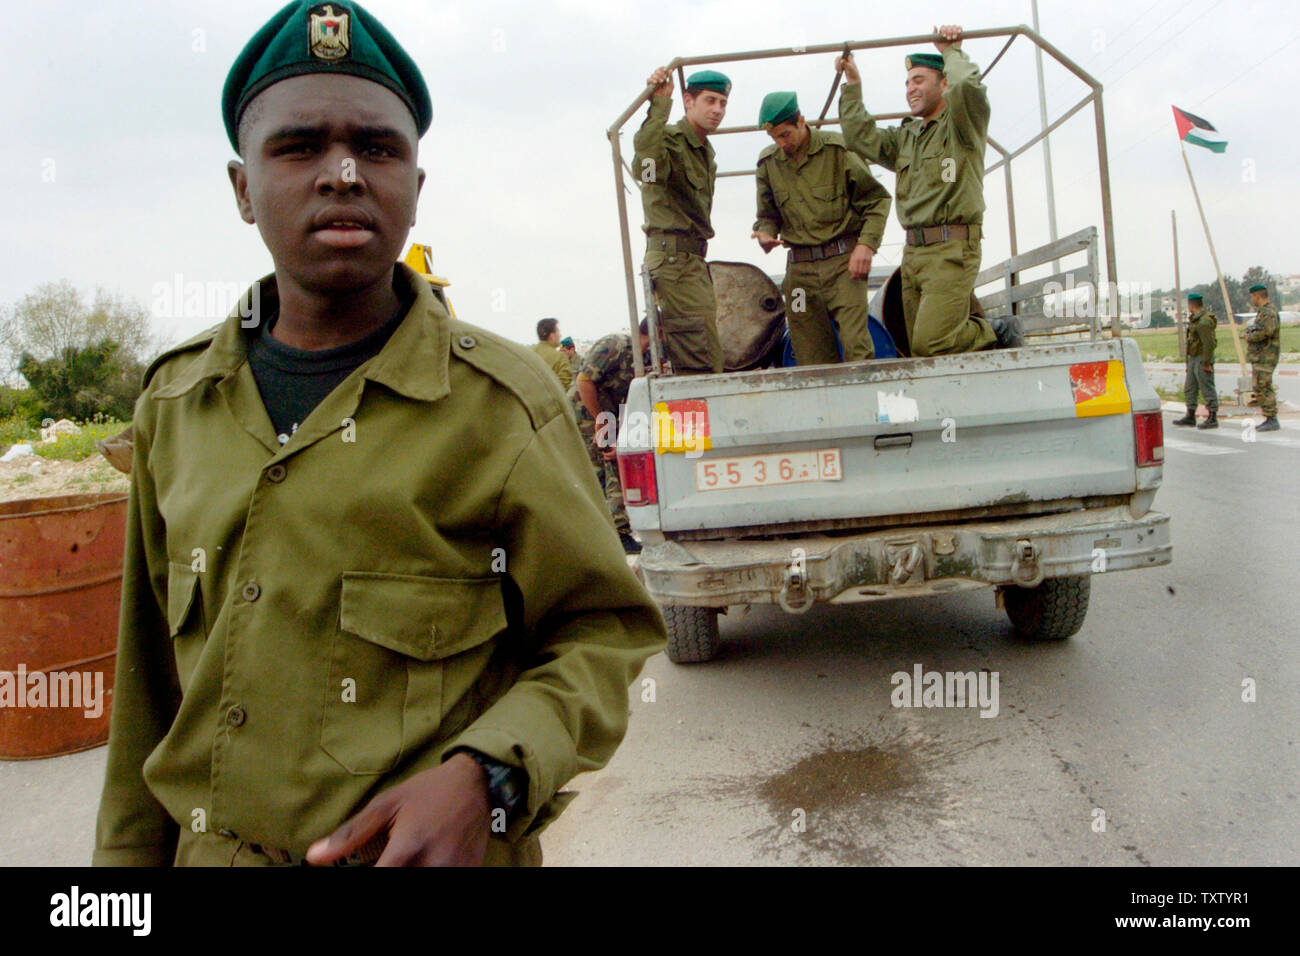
[839,46,990,228]
[531,339,573,390]
[1245,303,1280,366]
[1186,307,1217,360]
[753,128,891,249]
[632,96,716,241]
[93,264,664,866]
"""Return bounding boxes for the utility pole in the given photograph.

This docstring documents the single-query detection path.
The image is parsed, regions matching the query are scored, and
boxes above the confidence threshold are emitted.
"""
[1172,210,1185,357]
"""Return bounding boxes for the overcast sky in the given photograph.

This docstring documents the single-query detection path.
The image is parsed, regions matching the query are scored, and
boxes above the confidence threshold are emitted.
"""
[5,0,1297,349]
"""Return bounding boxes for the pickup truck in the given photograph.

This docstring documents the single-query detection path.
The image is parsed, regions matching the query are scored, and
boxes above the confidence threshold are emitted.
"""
[607,30,1172,662]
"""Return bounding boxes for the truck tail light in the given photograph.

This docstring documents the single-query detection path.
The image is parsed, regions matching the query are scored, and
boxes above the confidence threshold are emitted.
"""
[618,452,658,506]
[1134,411,1164,467]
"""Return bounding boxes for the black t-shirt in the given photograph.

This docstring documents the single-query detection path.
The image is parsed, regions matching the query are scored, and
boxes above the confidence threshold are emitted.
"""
[248,294,412,445]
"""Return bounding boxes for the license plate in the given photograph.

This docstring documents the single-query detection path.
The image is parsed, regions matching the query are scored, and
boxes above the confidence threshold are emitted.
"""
[695,449,843,491]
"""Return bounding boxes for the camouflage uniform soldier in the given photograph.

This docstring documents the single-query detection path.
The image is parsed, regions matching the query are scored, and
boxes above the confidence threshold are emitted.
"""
[1173,292,1218,429]
[632,67,730,375]
[530,317,572,389]
[752,92,891,365]
[570,321,652,553]
[1245,283,1281,431]
[838,26,1021,355]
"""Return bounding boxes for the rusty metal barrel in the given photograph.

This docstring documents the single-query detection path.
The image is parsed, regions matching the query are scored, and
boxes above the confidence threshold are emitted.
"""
[709,261,787,371]
[0,492,127,759]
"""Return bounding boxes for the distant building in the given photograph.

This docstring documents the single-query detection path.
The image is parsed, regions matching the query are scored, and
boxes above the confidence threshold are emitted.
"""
[1282,275,1300,292]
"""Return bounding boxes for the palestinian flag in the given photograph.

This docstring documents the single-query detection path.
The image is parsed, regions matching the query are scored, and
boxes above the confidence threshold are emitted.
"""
[1172,106,1227,153]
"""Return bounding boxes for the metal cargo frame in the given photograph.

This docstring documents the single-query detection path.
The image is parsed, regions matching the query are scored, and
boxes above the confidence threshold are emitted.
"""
[606,26,1120,375]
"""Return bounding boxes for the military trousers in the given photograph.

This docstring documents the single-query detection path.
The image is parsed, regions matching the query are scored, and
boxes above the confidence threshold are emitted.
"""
[900,237,996,356]
[1183,354,1217,411]
[173,824,542,866]
[646,249,724,374]
[782,253,874,365]
[573,401,629,533]
[1251,362,1278,417]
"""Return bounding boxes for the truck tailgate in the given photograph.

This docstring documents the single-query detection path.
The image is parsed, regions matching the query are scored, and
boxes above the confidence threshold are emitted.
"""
[625,338,1158,534]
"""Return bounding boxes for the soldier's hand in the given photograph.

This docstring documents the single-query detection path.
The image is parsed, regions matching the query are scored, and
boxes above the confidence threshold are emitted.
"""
[933,24,963,52]
[849,243,874,280]
[647,67,673,98]
[1202,362,1213,373]
[305,752,490,867]
[837,52,861,84]
[752,230,783,253]
[601,446,617,462]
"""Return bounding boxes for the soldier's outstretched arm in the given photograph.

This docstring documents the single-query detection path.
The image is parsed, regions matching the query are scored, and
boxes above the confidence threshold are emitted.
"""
[632,67,675,185]
[937,37,990,146]
[838,81,900,170]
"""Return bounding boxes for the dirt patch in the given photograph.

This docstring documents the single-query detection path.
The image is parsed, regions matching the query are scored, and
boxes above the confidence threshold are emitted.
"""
[0,455,128,504]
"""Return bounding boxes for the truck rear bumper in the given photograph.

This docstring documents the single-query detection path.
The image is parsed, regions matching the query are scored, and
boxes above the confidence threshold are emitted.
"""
[636,505,1170,610]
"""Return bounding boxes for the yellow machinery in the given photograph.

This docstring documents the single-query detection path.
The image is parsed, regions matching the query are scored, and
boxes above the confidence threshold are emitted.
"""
[403,244,455,316]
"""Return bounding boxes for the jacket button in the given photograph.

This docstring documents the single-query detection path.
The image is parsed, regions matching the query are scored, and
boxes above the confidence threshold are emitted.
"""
[241,581,261,602]
[226,705,246,727]
[266,464,287,483]
[458,335,477,349]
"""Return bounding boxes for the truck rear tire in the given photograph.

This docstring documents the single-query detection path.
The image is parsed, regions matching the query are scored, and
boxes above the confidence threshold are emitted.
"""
[1003,575,1090,640]
[663,605,720,663]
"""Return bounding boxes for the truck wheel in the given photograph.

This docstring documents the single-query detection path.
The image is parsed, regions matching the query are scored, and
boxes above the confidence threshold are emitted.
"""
[663,605,720,663]
[1003,575,1090,640]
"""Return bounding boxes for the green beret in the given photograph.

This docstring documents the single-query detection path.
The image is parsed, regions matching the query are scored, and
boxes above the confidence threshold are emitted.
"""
[1249,283,1267,293]
[905,52,945,72]
[560,337,575,348]
[1187,292,1203,301]
[759,91,800,129]
[223,1,432,153]
[686,70,732,96]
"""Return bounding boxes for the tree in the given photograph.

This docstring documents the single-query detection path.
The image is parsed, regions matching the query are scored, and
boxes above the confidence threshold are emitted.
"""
[1148,309,1174,329]
[6,280,165,367]
[17,340,139,423]
[1240,265,1277,304]
[1189,277,1247,323]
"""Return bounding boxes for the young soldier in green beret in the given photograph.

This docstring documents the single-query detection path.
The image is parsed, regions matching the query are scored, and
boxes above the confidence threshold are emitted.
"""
[1172,292,1218,428]
[1245,283,1281,431]
[752,92,892,365]
[559,335,580,378]
[633,68,731,374]
[93,0,664,868]
[531,317,572,389]
[837,26,1021,356]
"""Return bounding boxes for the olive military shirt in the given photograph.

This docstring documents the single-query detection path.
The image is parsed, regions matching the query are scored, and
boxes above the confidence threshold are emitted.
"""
[839,46,990,228]
[632,96,716,242]
[1186,307,1217,361]
[93,264,665,866]
[1246,303,1280,365]
[753,129,891,250]
[531,339,573,390]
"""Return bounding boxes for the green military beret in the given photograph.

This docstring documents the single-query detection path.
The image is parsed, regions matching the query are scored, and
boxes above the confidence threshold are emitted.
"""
[759,91,800,129]
[906,52,945,72]
[223,0,432,152]
[686,70,732,96]
[1249,283,1267,293]
[1187,292,1203,302]
[560,337,574,347]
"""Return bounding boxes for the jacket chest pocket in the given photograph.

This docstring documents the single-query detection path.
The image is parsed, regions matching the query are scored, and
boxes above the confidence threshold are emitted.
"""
[322,572,509,775]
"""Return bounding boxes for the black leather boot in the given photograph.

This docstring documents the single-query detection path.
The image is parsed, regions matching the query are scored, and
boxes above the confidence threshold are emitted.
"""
[1171,407,1196,426]
[1196,410,1218,429]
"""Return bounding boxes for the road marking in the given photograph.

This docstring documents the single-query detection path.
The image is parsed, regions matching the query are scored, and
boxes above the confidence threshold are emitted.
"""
[1163,436,1243,455]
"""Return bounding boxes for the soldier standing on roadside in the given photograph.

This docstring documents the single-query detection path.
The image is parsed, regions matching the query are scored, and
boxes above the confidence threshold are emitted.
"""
[837,26,1021,355]
[632,67,730,375]
[1245,283,1281,432]
[569,320,653,555]
[1172,292,1218,429]
[752,92,891,365]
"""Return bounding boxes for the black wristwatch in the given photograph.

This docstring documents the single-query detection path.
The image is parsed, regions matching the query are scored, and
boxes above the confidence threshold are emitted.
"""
[461,749,528,823]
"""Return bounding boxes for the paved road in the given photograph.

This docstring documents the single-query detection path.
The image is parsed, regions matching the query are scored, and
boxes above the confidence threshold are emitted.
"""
[541,416,1300,865]
[4,416,1296,866]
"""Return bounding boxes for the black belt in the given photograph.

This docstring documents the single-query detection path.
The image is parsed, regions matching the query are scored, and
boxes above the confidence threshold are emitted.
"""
[905,223,980,246]
[646,231,707,257]
[787,234,856,263]
[245,839,383,867]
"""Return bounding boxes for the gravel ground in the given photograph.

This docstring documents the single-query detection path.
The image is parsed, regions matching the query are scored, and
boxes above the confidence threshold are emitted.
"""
[0,454,128,504]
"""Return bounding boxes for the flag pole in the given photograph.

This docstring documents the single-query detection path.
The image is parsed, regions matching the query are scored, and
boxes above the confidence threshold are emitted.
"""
[1172,210,1185,358]
[1179,142,1247,375]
